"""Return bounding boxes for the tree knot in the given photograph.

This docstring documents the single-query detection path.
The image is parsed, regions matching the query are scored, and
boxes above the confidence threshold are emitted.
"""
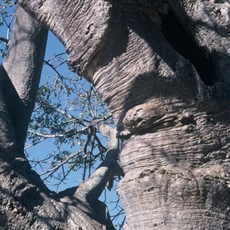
[123,102,164,133]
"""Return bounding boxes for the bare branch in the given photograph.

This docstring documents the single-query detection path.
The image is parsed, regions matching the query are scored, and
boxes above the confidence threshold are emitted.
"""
[40,149,84,177]
[0,37,10,44]
[43,59,64,80]
[40,99,89,125]
[74,124,123,206]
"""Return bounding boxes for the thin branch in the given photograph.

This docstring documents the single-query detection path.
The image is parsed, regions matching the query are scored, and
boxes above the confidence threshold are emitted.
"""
[28,129,65,138]
[40,99,89,125]
[43,59,64,79]
[6,13,15,39]
[40,149,84,177]
[0,37,9,44]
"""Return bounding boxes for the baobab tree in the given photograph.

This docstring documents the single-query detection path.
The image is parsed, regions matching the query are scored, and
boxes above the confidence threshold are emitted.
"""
[0,0,230,229]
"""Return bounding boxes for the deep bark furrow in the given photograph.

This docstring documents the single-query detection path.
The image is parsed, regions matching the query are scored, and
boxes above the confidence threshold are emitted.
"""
[169,0,230,96]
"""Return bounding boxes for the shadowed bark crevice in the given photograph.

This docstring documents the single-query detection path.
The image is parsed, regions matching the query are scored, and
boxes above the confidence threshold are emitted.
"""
[162,10,216,86]
[167,0,230,98]
[0,65,30,155]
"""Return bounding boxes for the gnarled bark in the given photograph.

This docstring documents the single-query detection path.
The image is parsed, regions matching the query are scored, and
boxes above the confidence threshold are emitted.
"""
[7,0,230,229]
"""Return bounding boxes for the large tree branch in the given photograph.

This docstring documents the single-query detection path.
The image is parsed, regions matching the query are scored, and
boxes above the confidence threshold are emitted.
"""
[2,6,48,152]
[17,0,212,133]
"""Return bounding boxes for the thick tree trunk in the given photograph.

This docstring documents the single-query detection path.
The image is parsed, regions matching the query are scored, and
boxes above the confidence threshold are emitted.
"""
[118,107,230,229]
[14,0,230,229]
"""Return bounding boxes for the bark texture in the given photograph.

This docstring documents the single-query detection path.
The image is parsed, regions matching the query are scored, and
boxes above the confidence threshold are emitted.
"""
[3,6,48,152]
[8,0,230,229]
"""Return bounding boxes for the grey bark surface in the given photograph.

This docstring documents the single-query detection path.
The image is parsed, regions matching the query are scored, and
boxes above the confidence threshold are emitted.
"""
[2,0,230,229]
[3,6,48,152]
